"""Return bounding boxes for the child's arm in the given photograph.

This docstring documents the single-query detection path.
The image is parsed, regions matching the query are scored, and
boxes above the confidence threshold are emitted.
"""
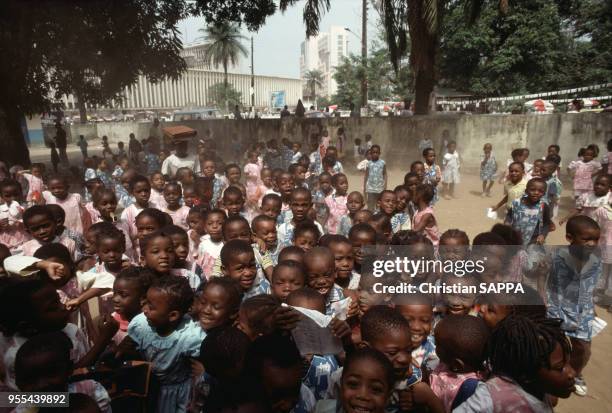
[412,213,434,232]
[363,167,369,195]
[559,208,580,225]
[537,204,553,244]
[66,288,111,311]
[399,382,445,413]
[383,164,388,190]
[74,313,119,368]
[491,194,508,211]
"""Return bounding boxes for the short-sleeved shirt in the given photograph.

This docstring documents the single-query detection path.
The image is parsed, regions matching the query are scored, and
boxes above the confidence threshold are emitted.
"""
[503,178,527,209]
[365,159,386,193]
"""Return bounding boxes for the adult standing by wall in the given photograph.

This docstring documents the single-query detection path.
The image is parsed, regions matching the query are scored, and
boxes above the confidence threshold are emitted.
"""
[54,122,68,165]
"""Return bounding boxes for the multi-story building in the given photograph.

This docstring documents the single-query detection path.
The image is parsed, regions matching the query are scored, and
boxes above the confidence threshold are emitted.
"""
[299,25,349,98]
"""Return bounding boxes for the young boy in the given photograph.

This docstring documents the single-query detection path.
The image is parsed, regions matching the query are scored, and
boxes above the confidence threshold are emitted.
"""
[252,215,280,264]
[220,239,269,299]
[270,260,306,302]
[260,193,282,224]
[222,186,250,222]
[21,206,77,259]
[348,223,377,275]
[547,215,601,397]
[338,191,365,237]
[276,171,295,225]
[303,247,344,316]
[327,235,359,291]
[292,221,321,253]
[363,145,387,211]
[277,188,323,248]
[541,160,563,218]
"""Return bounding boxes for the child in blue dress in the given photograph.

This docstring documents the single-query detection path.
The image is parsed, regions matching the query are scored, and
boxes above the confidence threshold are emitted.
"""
[127,276,206,413]
[480,143,497,197]
[505,177,552,246]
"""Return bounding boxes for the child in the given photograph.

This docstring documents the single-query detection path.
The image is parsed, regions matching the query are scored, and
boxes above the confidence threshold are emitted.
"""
[0,180,29,253]
[480,143,497,197]
[116,168,137,211]
[338,191,365,237]
[270,260,306,302]
[412,184,440,246]
[176,167,195,189]
[198,157,224,208]
[349,223,377,275]
[224,163,242,188]
[277,245,306,265]
[49,142,60,172]
[454,315,575,412]
[442,141,460,199]
[149,171,167,210]
[186,206,208,261]
[163,225,202,290]
[162,182,190,230]
[391,185,412,233]
[313,172,333,225]
[540,159,563,218]
[109,267,152,346]
[429,315,490,412]
[43,175,88,235]
[546,215,601,396]
[289,163,307,189]
[237,294,280,340]
[96,158,113,189]
[127,276,206,412]
[197,209,226,279]
[505,178,552,246]
[560,173,610,223]
[423,148,442,203]
[325,173,349,234]
[222,186,250,222]
[17,163,44,205]
[120,174,152,242]
[278,188,323,248]
[197,277,241,332]
[112,156,129,185]
[568,147,601,199]
[276,171,295,224]
[369,213,392,244]
[292,142,303,164]
[221,239,269,299]
[260,193,282,223]
[363,145,387,211]
[303,247,344,316]
[314,348,394,413]
[292,221,321,252]
[327,235,359,290]
[244,150,263,204]
[259,167,276,196]
[252,214,281,263]
[491,162,527,217]
[21,205,77,258]
[395,295,437,369]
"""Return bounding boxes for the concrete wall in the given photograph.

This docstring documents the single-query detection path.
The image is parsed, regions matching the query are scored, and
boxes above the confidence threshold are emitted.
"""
[41,113,612,171]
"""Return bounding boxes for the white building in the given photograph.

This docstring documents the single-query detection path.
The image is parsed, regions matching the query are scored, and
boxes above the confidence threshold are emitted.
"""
[180,42,243,73]
[299,25,349,98]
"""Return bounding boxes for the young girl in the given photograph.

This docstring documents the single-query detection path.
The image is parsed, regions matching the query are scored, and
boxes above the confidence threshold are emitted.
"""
[17,163,44,205]
[163,224,202,291]
[412,184,440,247]
[244,150,263,205]
[149,171,167,210]
[568,147,602,199]
[442,141,460,199]
[0,179,29,253]
[198,277,242,332]
[120,174,152,242]
[134,208,171,260]
[454,315,575,413]
[363,145,387,211]
[423,148,441,204]
[43,175,89,235]
[505,178,552,246]
[391,185,412,233]
[480,143,497,197]
[109,267,152,346]
[560,173,610,224]
[127,276,206,412]
[325,173,349,234]
[196,209,226,279]
[491,162,527,218]
[313,172,333,226]
[96,158,113,189]
[338,191,365,237]
[163,182,190,230]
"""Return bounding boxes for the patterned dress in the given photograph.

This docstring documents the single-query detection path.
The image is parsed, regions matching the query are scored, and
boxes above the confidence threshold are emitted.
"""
[442,152,461,184]
[424,163,441,203]
[506,196,550,247]
[568,159,601,197]
[480,154,497,181]
[324,194,348,234]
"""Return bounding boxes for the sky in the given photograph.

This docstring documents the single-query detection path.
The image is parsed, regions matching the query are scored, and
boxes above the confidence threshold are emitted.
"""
[178,0,380,79]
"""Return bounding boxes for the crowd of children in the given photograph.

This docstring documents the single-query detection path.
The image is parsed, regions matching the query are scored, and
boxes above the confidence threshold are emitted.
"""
[0,131,610,413]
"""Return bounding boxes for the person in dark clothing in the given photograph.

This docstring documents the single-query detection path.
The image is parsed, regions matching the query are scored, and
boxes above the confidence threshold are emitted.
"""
[54,123,68,165]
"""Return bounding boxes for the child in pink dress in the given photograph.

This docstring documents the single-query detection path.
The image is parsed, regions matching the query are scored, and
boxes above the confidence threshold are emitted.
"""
[244,150,263,205]
[120,175,152,242]
[412,183,440,246]
[162,182,190,230]
[17,164,44,205]
[594,203,612,308]
[324,173,349,234]
[43,175,88,235]
[568,147,601,199]
[0,180,30,253]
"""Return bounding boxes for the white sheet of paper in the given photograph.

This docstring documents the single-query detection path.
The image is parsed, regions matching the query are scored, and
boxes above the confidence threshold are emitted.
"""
[283,304,344,356]
[486,208,498,220]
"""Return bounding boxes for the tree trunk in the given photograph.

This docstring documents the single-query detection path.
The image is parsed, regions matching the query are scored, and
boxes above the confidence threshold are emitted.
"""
[414,68,435,115]
[0,107,31,167]
[77,97,87,123]
[223,61,229,114]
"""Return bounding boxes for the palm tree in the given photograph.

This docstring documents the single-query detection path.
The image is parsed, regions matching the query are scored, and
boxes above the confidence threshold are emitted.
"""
[304,69,324,109]
[198,22,248,113]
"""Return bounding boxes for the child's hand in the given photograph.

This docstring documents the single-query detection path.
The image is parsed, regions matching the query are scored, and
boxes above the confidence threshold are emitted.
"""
[253,236,267,252]
[0,218,9,229]
[65,298,81,312]
[329,317,351,339]
[190,358,205,377]
[98,313,119,341]
[274,306,302,330]
[36,260,65,281]
[347,296,359,319]
[536,235,546,245]
[399,383,445,413]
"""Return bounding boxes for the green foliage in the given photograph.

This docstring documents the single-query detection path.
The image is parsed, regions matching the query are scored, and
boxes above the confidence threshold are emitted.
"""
[198,23,249,75]
[304,69,324,102]
[207,83,242,109]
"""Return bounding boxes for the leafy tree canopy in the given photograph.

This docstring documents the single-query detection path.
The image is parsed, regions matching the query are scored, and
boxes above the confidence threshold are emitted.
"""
[207,83,242,109]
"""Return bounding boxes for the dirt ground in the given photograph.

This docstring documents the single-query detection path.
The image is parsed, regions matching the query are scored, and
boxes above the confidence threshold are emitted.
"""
[30,145,612,412]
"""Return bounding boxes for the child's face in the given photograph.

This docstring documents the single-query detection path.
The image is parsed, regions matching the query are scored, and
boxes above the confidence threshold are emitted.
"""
[33,284,70,332]
[272,267,305,302]
[224,193,245,216]
[132,181,151,206]
[223,251,257,291]
[508,164,524,184]
[293,231,317,252]
[278,175,294,197]
[261,169,273,188]
[479,303,511,329]
[334,175,349,195]
[31,166,42,177]
[537,343,576,399]
[330,241,354,281]
[202,160,216,178]
[187,213,206,235]
[396,304,433,349]
[319,176,332,194]
[260,362,303,413]
[444,285,475,316]
[304,255,336,296]
[198,284,234,330]
[95,193,117,218]
[254,220,277,250]
[179,170,194,185]
[370,147,380,161]
[395,190,409,212]
[143,288,178,331]
[405,176,419,196]
[447,143,456,153]
[593,176,610,197]
[163,185,182,208]
[346,193,364,214]
[205,212,225,242]
[1,185,21,205]
[227,167,241,184]
[540,164,554,179]
[136,215,160,241]
[292,143,300,153]
[224,221,251,243]
[424,150,435,165]
[340,358,391,413]
[525,181,546,204]
[351,231,376,265]
[377,193,397,215]
[261,199,281,220]
[26,214,57,243]
[183,188,197,207]
[582,149,594,162]
[369,329,413,382]
[292,166,306,184]
[411,164,424,180]
[151,174,165,191]
[142,236,176,273]
[48,179,68,200]
[548,146,558,156]
[97,237,124,271]
[439,236,469,261]
[169,233,189,266]
[113,278,143,320]
[567,226,600,250]
[483,144,492,154]
[290,192,312,222]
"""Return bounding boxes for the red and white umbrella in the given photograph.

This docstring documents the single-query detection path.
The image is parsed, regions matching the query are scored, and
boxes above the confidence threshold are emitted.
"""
[525,99,553,112]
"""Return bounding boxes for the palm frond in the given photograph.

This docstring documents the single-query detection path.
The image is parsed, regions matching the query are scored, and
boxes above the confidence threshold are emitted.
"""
[421,0,439,35]
[303,0,331,37]
[380,0,409,73]
[198,22,248,71]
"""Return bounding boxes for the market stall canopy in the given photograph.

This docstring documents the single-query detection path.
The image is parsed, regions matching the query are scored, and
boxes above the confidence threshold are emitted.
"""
[162,125,197,141]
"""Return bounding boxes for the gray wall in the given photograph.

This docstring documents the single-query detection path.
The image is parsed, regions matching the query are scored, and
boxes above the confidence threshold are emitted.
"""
[43,113,612,171]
